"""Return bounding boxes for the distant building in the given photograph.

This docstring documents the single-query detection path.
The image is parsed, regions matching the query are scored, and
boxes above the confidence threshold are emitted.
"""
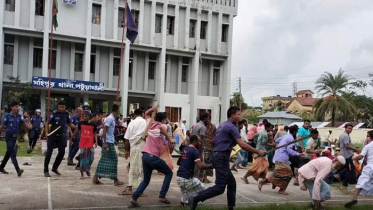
[295,90,314,98]
[258,111,302,126]
[287,97,318,114]
[261,95,293,111]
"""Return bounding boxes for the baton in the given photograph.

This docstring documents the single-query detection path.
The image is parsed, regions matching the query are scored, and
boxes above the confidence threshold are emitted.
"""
[47,126,61,137]
[267,135,311,153]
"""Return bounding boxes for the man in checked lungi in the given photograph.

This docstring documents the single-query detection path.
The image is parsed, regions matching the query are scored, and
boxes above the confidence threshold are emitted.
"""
[92,104,124,186]
[177,135,213,206]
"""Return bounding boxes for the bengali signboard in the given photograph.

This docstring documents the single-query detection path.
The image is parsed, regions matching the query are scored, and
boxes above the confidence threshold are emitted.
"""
[32,77,104,92]
[63,0,77,5]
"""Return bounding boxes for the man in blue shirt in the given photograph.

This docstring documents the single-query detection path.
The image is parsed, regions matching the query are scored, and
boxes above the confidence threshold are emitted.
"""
[28,109,45,154]
[189,107,266,210]
[294,119,311,186]
[68,107,83,166]
[44,100,76,177]
[0,101,32,177]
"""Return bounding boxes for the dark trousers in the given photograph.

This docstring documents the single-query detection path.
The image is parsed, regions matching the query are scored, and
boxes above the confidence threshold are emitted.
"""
[132,153,173,200]
[68,134,80,160]
[29,130,41,149]
[341,156,356,186]
[0,136,20,172]
[195,151,236,207]
[44,135,67,173]
[247,141,256,163]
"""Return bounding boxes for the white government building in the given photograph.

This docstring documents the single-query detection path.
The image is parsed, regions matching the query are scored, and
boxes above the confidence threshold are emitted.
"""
[0,0,237,126]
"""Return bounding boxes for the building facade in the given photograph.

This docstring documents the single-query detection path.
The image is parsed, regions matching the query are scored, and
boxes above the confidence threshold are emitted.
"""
[0,0,238,126]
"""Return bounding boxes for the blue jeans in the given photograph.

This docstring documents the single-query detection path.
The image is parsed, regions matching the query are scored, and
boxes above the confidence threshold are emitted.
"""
[132,153,173,200]
[240,151,248,166]
[68,134,80,160]
[195,151,236,207]
[304,179,331,205]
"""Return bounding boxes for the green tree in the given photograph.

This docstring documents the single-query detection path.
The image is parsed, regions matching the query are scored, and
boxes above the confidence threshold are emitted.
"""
[5,76,35,111]
[313,69,357,126]
[230,92,249,110]
[242,110,260,124]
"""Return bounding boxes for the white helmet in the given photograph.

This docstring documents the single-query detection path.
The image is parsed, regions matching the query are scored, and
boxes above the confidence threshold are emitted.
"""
[36,109,41,113]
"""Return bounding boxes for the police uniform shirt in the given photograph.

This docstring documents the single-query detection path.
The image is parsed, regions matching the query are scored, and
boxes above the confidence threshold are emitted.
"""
[49,110,71,134]
[31,115,44,130]
[2,113,25,134]
[70,114,80,132]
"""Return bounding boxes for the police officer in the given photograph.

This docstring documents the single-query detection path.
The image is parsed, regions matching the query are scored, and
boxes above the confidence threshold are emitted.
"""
[0,101,32,177]
[44,100,76,177]
[28,109,45,154]
[67,107,82,166]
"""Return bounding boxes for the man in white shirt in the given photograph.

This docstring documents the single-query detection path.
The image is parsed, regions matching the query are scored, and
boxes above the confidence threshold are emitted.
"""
[345,130,373,208]
[181,119,187,138]
[121,109,146,195]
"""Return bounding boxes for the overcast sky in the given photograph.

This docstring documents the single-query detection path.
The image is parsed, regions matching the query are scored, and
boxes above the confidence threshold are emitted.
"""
[231,0,373,107]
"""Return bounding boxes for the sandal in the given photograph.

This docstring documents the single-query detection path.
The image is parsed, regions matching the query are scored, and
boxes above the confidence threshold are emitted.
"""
[345,200,358,209]
[159,198,171,204]
[128,199,141,208]
[118,187,132,196]
[114,181,124,186]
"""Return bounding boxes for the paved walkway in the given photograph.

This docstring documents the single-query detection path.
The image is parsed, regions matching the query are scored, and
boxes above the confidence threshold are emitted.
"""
[0,152,372,210]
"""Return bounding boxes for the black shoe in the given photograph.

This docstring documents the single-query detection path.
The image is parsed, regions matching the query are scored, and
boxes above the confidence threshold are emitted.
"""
[188,196,198,210]
[86,171,91,177]
[75,156,80,161]
[0,168,9,174]
[27,148,32,154]
[67,159,76,166]
[52,169,61,176]
[17,169,24,177]
[44,172,51,177]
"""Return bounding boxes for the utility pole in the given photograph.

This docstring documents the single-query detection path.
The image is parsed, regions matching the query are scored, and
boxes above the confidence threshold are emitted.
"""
[239,77,242,110]
[292,82,297,96]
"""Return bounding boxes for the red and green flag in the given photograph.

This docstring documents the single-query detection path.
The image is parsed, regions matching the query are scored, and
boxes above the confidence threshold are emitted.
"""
[52,0,58,30]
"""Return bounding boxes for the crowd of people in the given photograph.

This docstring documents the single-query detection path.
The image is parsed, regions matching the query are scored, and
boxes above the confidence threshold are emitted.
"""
[0,101,372,210]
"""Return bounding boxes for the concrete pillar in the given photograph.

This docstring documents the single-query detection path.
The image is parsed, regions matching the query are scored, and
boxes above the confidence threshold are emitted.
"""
[14,0,21,27]
[207,10,212,53]
[30,0,36,28]
[101,0,106,39]
[12,36,19,77]
[177,57,182,94]
[120,41,130,117]
[174,4,179,48]
[150,1,156,46]
[132,51,137,90]
[84,0,93,81]
[40,91,46,118]
[42,0,51,77]
[185,5,190,49]
[113,0,119,40]
[144,52,149,91]
[69,43,75,80]
[56,40,61,78]
[0,1,4,109]
[108,48,114,88]
[139,0,145,44]
[83,94,89,104]
[217,12,222,53]
[221,15,234,122]
[165,56,171,93]
[209,61,213,96]
[28,37,34,81]
[190,52,200,126]
[94,46,100,82]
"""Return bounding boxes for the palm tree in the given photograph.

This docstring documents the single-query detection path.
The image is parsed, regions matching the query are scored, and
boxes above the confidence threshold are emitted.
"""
[313,69,357,126]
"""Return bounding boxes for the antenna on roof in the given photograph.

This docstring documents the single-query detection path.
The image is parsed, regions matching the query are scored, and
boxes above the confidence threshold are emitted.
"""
[292,82,297,96]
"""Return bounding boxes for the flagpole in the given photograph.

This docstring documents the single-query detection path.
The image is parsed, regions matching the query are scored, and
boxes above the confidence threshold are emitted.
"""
[46,0,56,141]
[115,0,128,104]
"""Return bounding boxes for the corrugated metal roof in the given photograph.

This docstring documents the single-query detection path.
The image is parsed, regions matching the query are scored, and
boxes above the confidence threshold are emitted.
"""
[288,122,330,128]
[258,111,302,120]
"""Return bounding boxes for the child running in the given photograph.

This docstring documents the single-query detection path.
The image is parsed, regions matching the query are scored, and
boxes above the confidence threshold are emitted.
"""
[71,110,98,179]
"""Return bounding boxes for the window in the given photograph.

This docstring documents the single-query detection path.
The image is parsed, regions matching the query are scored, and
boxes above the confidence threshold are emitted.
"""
[149,53,157,61]
[167,16,174,35]
[148,62,156,79]
[222,24,229,42]
[155,14,162,33]
[5,0,15,12]
[33,48,43,68]
[35,0,44,16]
[165,107,182,123]
[182,57,189,64]
[131,9,140,28]
[3,35,14,65]
[90,55,95,73]
[92,4,101,24]
[182,66,188,83]
[48,51,57,69]
[118,8,124,27]
[213,69,219,85]
[74,53,83,72]
[113,57,120,76]
[189,20,196,38]
[200,21,208,39]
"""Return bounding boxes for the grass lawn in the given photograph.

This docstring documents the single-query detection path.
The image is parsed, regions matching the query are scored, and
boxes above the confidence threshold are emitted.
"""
[0,141,42,157]
[160,204,373,210]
